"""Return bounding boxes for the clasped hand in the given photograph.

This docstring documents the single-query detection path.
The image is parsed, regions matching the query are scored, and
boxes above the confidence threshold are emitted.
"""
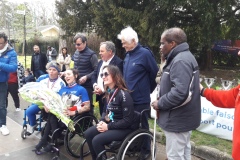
[96,121,108,132]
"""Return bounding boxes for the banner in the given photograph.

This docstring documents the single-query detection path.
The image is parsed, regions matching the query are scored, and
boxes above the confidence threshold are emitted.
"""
[197,97,234,141]
[150,88,234,141]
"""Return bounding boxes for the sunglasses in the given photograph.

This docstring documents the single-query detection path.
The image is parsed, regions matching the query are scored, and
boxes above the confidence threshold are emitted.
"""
[100,72,109,78]
[75,43,83,46]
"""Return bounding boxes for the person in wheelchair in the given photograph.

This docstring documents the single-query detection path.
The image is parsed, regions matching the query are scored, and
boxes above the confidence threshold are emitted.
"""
[84,65,140,160]
[35,69,90,154]
[26,62,66,132]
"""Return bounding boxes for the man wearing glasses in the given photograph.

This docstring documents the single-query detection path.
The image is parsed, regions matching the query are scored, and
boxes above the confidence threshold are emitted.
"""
[0,32,17,136]
[72,33,98,114]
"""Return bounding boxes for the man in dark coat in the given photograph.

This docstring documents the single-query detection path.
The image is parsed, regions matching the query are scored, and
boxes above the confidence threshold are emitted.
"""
[31,45,48,79]
[92,41,123,116]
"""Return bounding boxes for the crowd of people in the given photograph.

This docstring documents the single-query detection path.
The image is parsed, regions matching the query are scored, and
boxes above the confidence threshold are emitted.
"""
[0,25,238,160]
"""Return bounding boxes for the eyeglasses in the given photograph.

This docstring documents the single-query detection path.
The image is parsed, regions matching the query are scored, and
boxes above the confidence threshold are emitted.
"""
[75,43,83,46]
[100,72,109,78]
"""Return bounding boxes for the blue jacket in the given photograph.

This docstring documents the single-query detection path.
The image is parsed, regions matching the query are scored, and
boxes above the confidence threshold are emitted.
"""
[123,44,158,105]
[0,45,17,82]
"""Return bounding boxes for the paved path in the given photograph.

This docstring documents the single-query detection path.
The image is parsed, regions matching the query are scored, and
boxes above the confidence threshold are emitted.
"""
[0,95,202,160]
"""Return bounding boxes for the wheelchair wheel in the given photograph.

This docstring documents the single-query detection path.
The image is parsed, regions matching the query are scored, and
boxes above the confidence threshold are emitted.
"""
[117,129,156,160]
[21,128,28,139]
[64,114,98,158]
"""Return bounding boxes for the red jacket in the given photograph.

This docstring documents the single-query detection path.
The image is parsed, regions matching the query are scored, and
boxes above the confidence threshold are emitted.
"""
[204,85,239,160]
[8,72,18,84]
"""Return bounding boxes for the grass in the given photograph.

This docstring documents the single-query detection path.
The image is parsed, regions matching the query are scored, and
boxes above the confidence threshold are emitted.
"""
[17,55,74,69]
[18,55,233,155]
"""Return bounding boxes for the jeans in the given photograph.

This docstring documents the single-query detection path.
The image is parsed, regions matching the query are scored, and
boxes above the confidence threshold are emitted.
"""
[33,70,45,79]
[0,82,8,127]
[26,104,41,126]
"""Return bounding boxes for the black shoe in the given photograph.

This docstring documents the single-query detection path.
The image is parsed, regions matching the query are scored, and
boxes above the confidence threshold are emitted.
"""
[35,140,47,151]
[137,152,151,160]
[43,144,53,152]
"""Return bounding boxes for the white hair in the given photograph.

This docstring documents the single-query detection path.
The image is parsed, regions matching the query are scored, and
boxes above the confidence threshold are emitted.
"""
[117,26,139,44]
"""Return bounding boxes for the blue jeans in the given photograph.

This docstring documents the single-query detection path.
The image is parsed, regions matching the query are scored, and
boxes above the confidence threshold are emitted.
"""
[26,104,41,126]
[0,82,8,127]
[33,70,45,79]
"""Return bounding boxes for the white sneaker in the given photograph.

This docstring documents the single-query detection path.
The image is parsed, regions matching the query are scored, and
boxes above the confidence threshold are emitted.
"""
[0,125,10,136]
[16,108,21,111]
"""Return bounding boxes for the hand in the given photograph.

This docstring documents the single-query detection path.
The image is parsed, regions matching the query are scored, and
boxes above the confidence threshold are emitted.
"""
[44,106,50,113]
[63,109,74,116]
[96,121,108,132]
[238,51,240,56]
[151,100,159,110]
[79,76,87,84]
[93,85,103,95]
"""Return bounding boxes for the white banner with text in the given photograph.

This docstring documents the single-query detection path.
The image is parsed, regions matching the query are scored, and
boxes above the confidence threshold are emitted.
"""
[150,88,234,141]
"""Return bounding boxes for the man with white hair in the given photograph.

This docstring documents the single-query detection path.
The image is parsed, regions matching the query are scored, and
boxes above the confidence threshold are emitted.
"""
[117,26,158,159]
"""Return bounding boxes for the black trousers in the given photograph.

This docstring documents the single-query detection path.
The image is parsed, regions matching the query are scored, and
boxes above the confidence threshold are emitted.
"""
[6,83,20,109]
[84,126,133,160]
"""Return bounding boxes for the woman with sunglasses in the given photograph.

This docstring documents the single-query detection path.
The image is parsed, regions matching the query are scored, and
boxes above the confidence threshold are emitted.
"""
[84,65,140,160]
[35,69,90,154]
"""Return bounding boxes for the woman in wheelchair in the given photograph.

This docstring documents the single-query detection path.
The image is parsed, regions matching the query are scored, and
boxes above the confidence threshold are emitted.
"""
[35,69,90,154]
[84,65,139,160]
[26,62,66,132]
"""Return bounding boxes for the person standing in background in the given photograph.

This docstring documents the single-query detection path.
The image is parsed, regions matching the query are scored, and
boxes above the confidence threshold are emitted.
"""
[0,32,17,136]
[92,41,123,116]
[6,61,25,111]
[72,33,98,114]
[117,26,159,159]
[151,27,201,160]
[57,47,71,72]
[31,45,48,79]
[47,46,58,62]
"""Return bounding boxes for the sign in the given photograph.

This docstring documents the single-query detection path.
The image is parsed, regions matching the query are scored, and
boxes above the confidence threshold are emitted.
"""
[150,88,234,141]
[197,97,234,141]
[16,10,25,15]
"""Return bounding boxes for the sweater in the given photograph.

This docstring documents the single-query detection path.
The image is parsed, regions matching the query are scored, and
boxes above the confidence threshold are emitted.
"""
[204,85,240,160]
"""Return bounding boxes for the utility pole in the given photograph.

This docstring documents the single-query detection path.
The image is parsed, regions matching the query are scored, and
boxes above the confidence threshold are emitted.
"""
[16,9,26,68]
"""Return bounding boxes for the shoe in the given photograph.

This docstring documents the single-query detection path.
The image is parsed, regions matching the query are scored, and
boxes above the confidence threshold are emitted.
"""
[137,152,151,160]
[0,125,10,136]
[35,140,47,151]
[15,108,21,111]
[28,124,38,133]
[43,144,53,152]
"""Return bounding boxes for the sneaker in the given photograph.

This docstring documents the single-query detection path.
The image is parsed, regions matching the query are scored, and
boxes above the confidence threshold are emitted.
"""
[16,108,21,111]
[0,125,10,136]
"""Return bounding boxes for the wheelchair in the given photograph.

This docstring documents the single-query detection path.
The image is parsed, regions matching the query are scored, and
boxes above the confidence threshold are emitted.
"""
[21,108,46,139]
[35,112,98,160]
[79,109,156,160]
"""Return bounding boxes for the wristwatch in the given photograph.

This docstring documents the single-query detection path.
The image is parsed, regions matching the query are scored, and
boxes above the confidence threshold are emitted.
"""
[75,110,78,115]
